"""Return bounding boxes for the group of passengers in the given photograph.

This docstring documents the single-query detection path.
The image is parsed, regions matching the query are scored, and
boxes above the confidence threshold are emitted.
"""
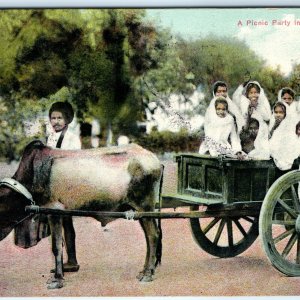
[199,79,300,170]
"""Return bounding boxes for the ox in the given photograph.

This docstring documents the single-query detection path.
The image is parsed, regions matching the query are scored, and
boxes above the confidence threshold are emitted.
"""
[0,140,162,289]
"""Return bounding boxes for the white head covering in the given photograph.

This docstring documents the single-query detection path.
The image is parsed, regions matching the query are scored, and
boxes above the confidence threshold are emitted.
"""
[246,111,270,160]
[212,81,228,98]
[206,82,245,133]
[200,97,242,156]
[269,101,289,132]
[269,103,300,170]
[239,81,272,123]
[277,87,299,118]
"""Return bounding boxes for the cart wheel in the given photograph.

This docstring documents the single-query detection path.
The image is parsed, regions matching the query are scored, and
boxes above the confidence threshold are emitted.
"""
[259,170,300,276]
[190,206,259,258]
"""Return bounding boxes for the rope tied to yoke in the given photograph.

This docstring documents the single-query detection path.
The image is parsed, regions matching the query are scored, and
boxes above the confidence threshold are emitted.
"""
[125,210,136,220]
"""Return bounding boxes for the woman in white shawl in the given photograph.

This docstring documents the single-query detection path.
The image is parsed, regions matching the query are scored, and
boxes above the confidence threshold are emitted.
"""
[277,87,299,118]
[269,101,300,170]
[205,81,245,133]
[199,97,243,158]
[236,81,272,124]
[240,111,270,160]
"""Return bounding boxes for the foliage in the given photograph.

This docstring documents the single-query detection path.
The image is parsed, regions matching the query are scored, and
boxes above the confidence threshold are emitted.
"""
[136,128,202,154]
[287,63,300,96]
[176,35,287,108]
[0,9,291,160]
[136,31,199,123]
[255,66,287,106]
[0,9,166,157]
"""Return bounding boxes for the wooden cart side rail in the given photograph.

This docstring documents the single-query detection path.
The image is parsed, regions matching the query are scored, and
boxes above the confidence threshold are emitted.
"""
[25,204,261,219]
[160,193,223,208]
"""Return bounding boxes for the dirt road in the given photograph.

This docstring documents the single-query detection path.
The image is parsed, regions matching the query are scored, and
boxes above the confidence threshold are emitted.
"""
[1,160,300,296]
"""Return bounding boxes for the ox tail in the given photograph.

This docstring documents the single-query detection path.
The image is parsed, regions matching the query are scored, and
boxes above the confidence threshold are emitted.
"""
[155,164,164,267]
[155,219,162,266]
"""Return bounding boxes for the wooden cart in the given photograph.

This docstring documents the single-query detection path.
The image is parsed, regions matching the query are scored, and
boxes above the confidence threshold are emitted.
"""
[161,153,300,277]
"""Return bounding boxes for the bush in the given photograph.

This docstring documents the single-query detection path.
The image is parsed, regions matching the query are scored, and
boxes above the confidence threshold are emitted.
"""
[135,128,202,154]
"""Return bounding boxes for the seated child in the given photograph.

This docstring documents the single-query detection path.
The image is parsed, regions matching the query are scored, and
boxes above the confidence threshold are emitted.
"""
[269,102,300,170]
[240,113,270,159]
[278,87,299,118]
[237,81,272,123]
[205,81,245,133]
[269,101,287,139]
[199,97,243,159]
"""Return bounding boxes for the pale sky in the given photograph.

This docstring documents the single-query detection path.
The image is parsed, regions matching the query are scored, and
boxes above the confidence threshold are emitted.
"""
[146,8,300,76]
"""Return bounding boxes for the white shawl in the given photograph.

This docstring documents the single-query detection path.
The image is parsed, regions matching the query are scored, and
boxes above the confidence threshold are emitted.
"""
[237,81,272,123]
[47,128,81,150]
[277,88,300,119]
[269,115,300,170]
[205,96,245,133]
[200,110,242,156]
[246,112,270,160]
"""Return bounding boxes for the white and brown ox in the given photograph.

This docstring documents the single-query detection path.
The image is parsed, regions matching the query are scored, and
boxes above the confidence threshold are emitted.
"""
[0,140,162,289]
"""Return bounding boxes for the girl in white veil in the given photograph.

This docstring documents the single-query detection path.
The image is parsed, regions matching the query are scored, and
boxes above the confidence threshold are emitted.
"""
[200,97,243,158]
[277,87,299,118]
[240,81,272,123]
[269,101,300,170]
[240,111,270,160]
[205,81,245,133]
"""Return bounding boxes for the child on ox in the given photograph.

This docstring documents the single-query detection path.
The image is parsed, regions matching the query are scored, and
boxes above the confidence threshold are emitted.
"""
[199,97,244,159]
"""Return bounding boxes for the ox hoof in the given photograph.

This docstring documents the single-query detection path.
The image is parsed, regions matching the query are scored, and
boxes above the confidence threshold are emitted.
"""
[46,277,64,289]
[136,270,154,282]
[50,263,80,273]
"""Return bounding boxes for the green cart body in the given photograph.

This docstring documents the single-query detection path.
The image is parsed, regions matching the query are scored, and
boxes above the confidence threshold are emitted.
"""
[161,153,300,276]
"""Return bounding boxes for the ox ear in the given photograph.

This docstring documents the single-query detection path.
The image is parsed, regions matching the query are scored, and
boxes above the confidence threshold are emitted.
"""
[32,154,54,195]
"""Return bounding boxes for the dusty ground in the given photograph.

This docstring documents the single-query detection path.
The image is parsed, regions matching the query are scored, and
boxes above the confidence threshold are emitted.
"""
[1,160,300,297]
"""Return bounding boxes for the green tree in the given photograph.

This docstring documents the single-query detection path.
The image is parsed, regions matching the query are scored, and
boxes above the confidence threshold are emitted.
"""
[288,63,300,97]
[135,32,198,129]
[177,36,264,102]
[0,9,167,157]
[255,66,287,106]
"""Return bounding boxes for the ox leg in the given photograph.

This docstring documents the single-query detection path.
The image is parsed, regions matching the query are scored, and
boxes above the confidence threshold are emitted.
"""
[137,218,160,282]
[47,215,64,289]
[62,216,80,272]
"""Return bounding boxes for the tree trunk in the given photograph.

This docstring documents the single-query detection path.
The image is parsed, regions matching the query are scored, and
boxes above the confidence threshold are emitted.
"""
[106,121,113,146]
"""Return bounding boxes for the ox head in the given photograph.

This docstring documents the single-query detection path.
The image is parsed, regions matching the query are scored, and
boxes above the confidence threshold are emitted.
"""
[0,140,51,245]
[0,187,30,240]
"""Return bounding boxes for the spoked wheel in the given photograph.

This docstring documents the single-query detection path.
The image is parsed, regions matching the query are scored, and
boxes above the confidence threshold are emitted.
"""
[190,205,259,258]
[259,170,300,276]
